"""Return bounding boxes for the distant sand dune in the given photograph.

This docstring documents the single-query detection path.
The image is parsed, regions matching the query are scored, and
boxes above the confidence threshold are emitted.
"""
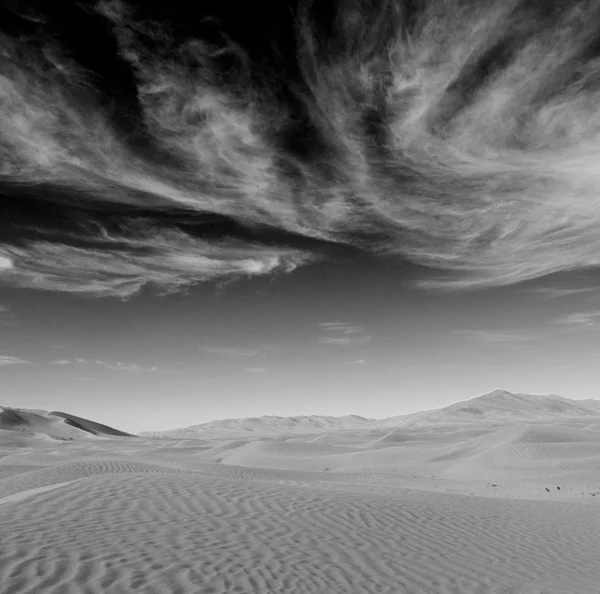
[0,406,135,441]
[514,426,600,444]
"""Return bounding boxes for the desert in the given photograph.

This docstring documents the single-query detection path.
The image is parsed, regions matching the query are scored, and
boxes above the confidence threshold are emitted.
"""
[2,390,600,594]
[6,0,600,592]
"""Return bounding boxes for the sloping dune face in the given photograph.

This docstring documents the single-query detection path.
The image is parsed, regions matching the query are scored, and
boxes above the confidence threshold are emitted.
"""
[0,406,135,440]
[383,390,600,427]
[429,424,600,489]
[2,407,600,593]
[48,412,136,437]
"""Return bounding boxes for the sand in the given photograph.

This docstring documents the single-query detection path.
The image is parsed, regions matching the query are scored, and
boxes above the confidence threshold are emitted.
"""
[2,409,600,593]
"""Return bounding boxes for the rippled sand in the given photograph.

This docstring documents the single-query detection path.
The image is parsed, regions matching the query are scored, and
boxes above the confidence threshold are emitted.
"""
[2,420,600,593]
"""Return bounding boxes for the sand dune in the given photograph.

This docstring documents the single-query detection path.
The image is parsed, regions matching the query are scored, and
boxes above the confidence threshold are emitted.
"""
[2,396,600,593]
[141,414,376,439]
[382,390,600,427]
[142,390,600,439]
[0,406,135,440]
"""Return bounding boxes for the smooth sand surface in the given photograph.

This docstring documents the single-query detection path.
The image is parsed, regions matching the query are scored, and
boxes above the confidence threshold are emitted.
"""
[2,417,600,593]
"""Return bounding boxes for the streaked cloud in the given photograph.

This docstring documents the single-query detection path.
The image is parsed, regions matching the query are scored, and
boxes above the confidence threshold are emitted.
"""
[0,227,311,298]
[318,322,365,335]
[202,347,261,358]
[0,304,18,326]
[533,287,595,299]
[554,311,600,329]
[245,367,266,374]
[319,336,371,346]
[96,361,157,373]
[318,322,371,347]
[52,358,158,372]
[2,2,600,295]
[451,329,538,343]
[0,355,29,366]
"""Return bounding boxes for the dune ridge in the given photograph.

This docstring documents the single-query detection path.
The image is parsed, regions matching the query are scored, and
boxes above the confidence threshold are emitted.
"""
[0,406,136,440]
[141,390,600,438]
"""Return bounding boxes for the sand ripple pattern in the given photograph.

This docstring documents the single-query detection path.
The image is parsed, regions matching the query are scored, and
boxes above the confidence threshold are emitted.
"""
[2,423,600,594]
[1,467,600,594]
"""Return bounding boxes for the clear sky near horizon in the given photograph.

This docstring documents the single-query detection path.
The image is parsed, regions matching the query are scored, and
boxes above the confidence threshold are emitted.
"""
[2,260,600,433]
[3,1,600,433]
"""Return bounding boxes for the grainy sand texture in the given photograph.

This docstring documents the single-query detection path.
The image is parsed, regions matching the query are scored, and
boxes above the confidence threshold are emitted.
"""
[2,393,600,594]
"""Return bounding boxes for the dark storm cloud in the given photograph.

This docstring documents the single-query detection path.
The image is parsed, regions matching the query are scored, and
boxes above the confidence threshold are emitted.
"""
[3,0,600,296]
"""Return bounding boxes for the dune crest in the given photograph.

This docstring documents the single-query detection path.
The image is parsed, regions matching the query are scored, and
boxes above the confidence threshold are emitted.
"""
[141,390,600,438]
[0,406,136,440]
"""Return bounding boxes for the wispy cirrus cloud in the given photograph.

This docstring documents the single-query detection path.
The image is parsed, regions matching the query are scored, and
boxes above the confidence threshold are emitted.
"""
[0,256,13,271]
[533,287,595,299]
[342,359,366,366]
[5,2,600,296]
[451,329,538,343]
[245,367,266,374]
[0,304,18,326]
[0,355,29,366]
[318,322,371,347]
[554,311,600,329]
[52,358,158,372]
[97,361,158,373]
[202,347,262,359]
[320,336,371,346]
[0,227,311,299]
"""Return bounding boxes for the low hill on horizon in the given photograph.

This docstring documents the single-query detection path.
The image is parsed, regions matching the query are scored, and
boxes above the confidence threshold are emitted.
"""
[5,390,599,440]
[381,389,600,427]
[140,414,377,438]
[139,390,600,437]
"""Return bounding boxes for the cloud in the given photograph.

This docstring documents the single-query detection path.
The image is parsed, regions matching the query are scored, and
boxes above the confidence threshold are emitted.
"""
[554,311,600,329]
[318,322,371,346]
[0,226,310,298]
[96,361,157,372]
[246,367,266,374]
[0,355,29,366]
[452,330,538,343]
[319,336,371,346]
[203,347,261,358]
[0,304,18,326]
[318,322,365,335]
[52,358,157,372]
[533,288,595,299]
[4,2,600,294]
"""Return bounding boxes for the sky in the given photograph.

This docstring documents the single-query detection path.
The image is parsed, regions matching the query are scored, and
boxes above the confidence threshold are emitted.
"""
[2,0,600,433]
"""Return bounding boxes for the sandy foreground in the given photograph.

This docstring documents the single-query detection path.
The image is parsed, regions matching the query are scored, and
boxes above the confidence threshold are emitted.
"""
[1,420,600,594]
